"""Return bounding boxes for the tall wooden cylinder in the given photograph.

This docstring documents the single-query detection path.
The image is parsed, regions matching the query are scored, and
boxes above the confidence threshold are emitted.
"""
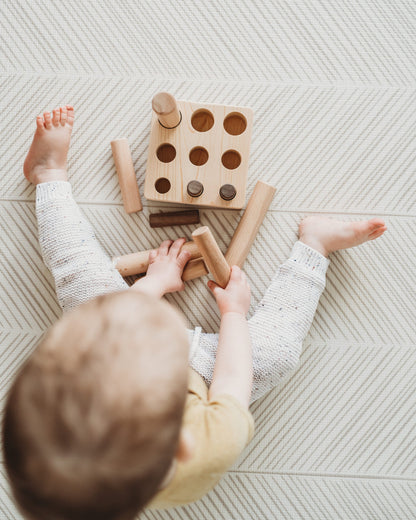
[192,226,231,288]
[111,138,143,213]
[225,181,276,267]
[152,92,181,129]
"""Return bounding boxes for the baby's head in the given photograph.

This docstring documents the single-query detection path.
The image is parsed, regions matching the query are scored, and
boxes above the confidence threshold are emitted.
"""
[3,291,189,520]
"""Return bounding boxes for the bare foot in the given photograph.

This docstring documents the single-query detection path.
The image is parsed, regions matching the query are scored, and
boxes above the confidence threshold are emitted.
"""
[299,216,387,257]
[23,105,74,185]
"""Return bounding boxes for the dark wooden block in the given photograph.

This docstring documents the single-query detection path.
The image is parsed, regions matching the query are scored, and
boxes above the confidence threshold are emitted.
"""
[149,209,200,228]
[219,184,237,201]
[187,180,204,197]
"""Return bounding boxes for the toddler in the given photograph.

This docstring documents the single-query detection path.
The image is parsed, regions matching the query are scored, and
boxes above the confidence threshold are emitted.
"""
[3,106,386,520]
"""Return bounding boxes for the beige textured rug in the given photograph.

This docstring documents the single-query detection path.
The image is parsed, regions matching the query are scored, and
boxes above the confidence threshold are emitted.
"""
[1,1,415,518]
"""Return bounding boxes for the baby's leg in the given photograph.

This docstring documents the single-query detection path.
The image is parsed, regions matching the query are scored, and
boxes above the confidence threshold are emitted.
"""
[24,107,128,312]
[248,241,328,400]
[189,242,328,400]
[249,216,386,401]
[191,216,386,402]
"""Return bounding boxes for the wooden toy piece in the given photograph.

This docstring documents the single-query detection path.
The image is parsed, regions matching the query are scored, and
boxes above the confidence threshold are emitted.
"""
[192,226,231,288]
[187,180,204,198]
[152,92,181,129]
[225,181,276,267]
[113,241,201,277]
[219,184,236,201]
[144,98,253,210]
[182,258,208,281]
[111,138,143,214]
[149,210,200,228]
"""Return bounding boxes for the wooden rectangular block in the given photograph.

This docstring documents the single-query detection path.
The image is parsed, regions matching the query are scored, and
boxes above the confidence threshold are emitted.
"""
[149,209,200,228]
[144,100,253,209]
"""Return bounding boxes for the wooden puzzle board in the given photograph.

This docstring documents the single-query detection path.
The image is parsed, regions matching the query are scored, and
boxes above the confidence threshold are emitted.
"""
[144,100,253,209]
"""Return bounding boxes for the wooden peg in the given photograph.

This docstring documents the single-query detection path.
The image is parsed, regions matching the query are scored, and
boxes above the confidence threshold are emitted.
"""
[113,241,201,277]
[192,226,231,288]
[111,139,143,214]
[225,181,276,267]
[149,210,200,228]
[182,258,209,281]
[187,180,204,198]
[219,184,237,201]
[152,92,181,129]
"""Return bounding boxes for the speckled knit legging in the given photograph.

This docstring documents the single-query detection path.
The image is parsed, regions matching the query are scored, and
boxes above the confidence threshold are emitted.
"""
[36,181,329,402]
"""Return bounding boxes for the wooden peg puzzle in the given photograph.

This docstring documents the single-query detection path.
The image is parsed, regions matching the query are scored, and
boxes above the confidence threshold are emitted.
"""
[144,92,253,209]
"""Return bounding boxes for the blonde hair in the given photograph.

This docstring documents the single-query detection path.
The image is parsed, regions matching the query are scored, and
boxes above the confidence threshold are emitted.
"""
[3,291,189,520]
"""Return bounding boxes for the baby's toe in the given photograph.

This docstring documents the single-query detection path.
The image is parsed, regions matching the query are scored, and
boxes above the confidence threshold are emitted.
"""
[66,105,75,126]
[43,111,52,129]
[369,226,387,240]
[60,106,67,126]
[36,115,45,132]
[367,218,385,233]
[354,219,383,239]
[52,108,60,126]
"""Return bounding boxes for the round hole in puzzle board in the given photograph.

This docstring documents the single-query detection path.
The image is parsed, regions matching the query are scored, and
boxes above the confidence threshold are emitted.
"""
[223,112,247,135]
[156,143,176,163]
[189,147,209,166]
[191,109,214,132]
[221,150,241,170]
[155,177,171,194]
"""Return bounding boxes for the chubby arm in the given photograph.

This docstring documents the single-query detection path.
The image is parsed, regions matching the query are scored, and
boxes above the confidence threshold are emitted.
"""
[207,267,253,409]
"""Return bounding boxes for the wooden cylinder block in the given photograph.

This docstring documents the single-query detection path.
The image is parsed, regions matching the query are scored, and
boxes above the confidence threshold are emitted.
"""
[225,181,276,267]
[192,226,231,288]
[182,258,209,281]
[187,180,204,198]
[152,92,181,129]
[111,139,143,214]
[219,184,237,201]
[149,210,200,228]
[113,241,201,277]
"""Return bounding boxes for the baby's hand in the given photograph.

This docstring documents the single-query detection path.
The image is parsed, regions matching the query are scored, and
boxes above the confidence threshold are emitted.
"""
[208,266,251,316]
[132,238,191,298]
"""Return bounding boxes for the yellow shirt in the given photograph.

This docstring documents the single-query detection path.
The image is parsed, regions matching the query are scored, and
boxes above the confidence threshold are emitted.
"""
[147,368,255,509]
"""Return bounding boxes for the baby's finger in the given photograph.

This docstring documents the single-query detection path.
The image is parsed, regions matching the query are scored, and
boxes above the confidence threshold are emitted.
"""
[169,237,186,258]
[148,249,157,263]
[158,240,173,256]
[207,280,222,296]
[177,249,192,269]
[230,265,242,281]
[239,269,247,280]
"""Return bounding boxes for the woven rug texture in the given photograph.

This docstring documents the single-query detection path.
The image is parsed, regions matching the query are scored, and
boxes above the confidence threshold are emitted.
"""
[1,1,415,518]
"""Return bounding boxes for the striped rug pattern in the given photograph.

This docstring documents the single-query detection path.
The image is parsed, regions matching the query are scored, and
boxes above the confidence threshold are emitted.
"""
[1,1,415,518]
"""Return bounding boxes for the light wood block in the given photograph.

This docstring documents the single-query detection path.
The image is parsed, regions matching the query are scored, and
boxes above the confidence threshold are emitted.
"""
[225,180,276,267]
[144,98,253,209]
[192,226,231,288]
[113,241,201,277]
[111,138,143,213]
